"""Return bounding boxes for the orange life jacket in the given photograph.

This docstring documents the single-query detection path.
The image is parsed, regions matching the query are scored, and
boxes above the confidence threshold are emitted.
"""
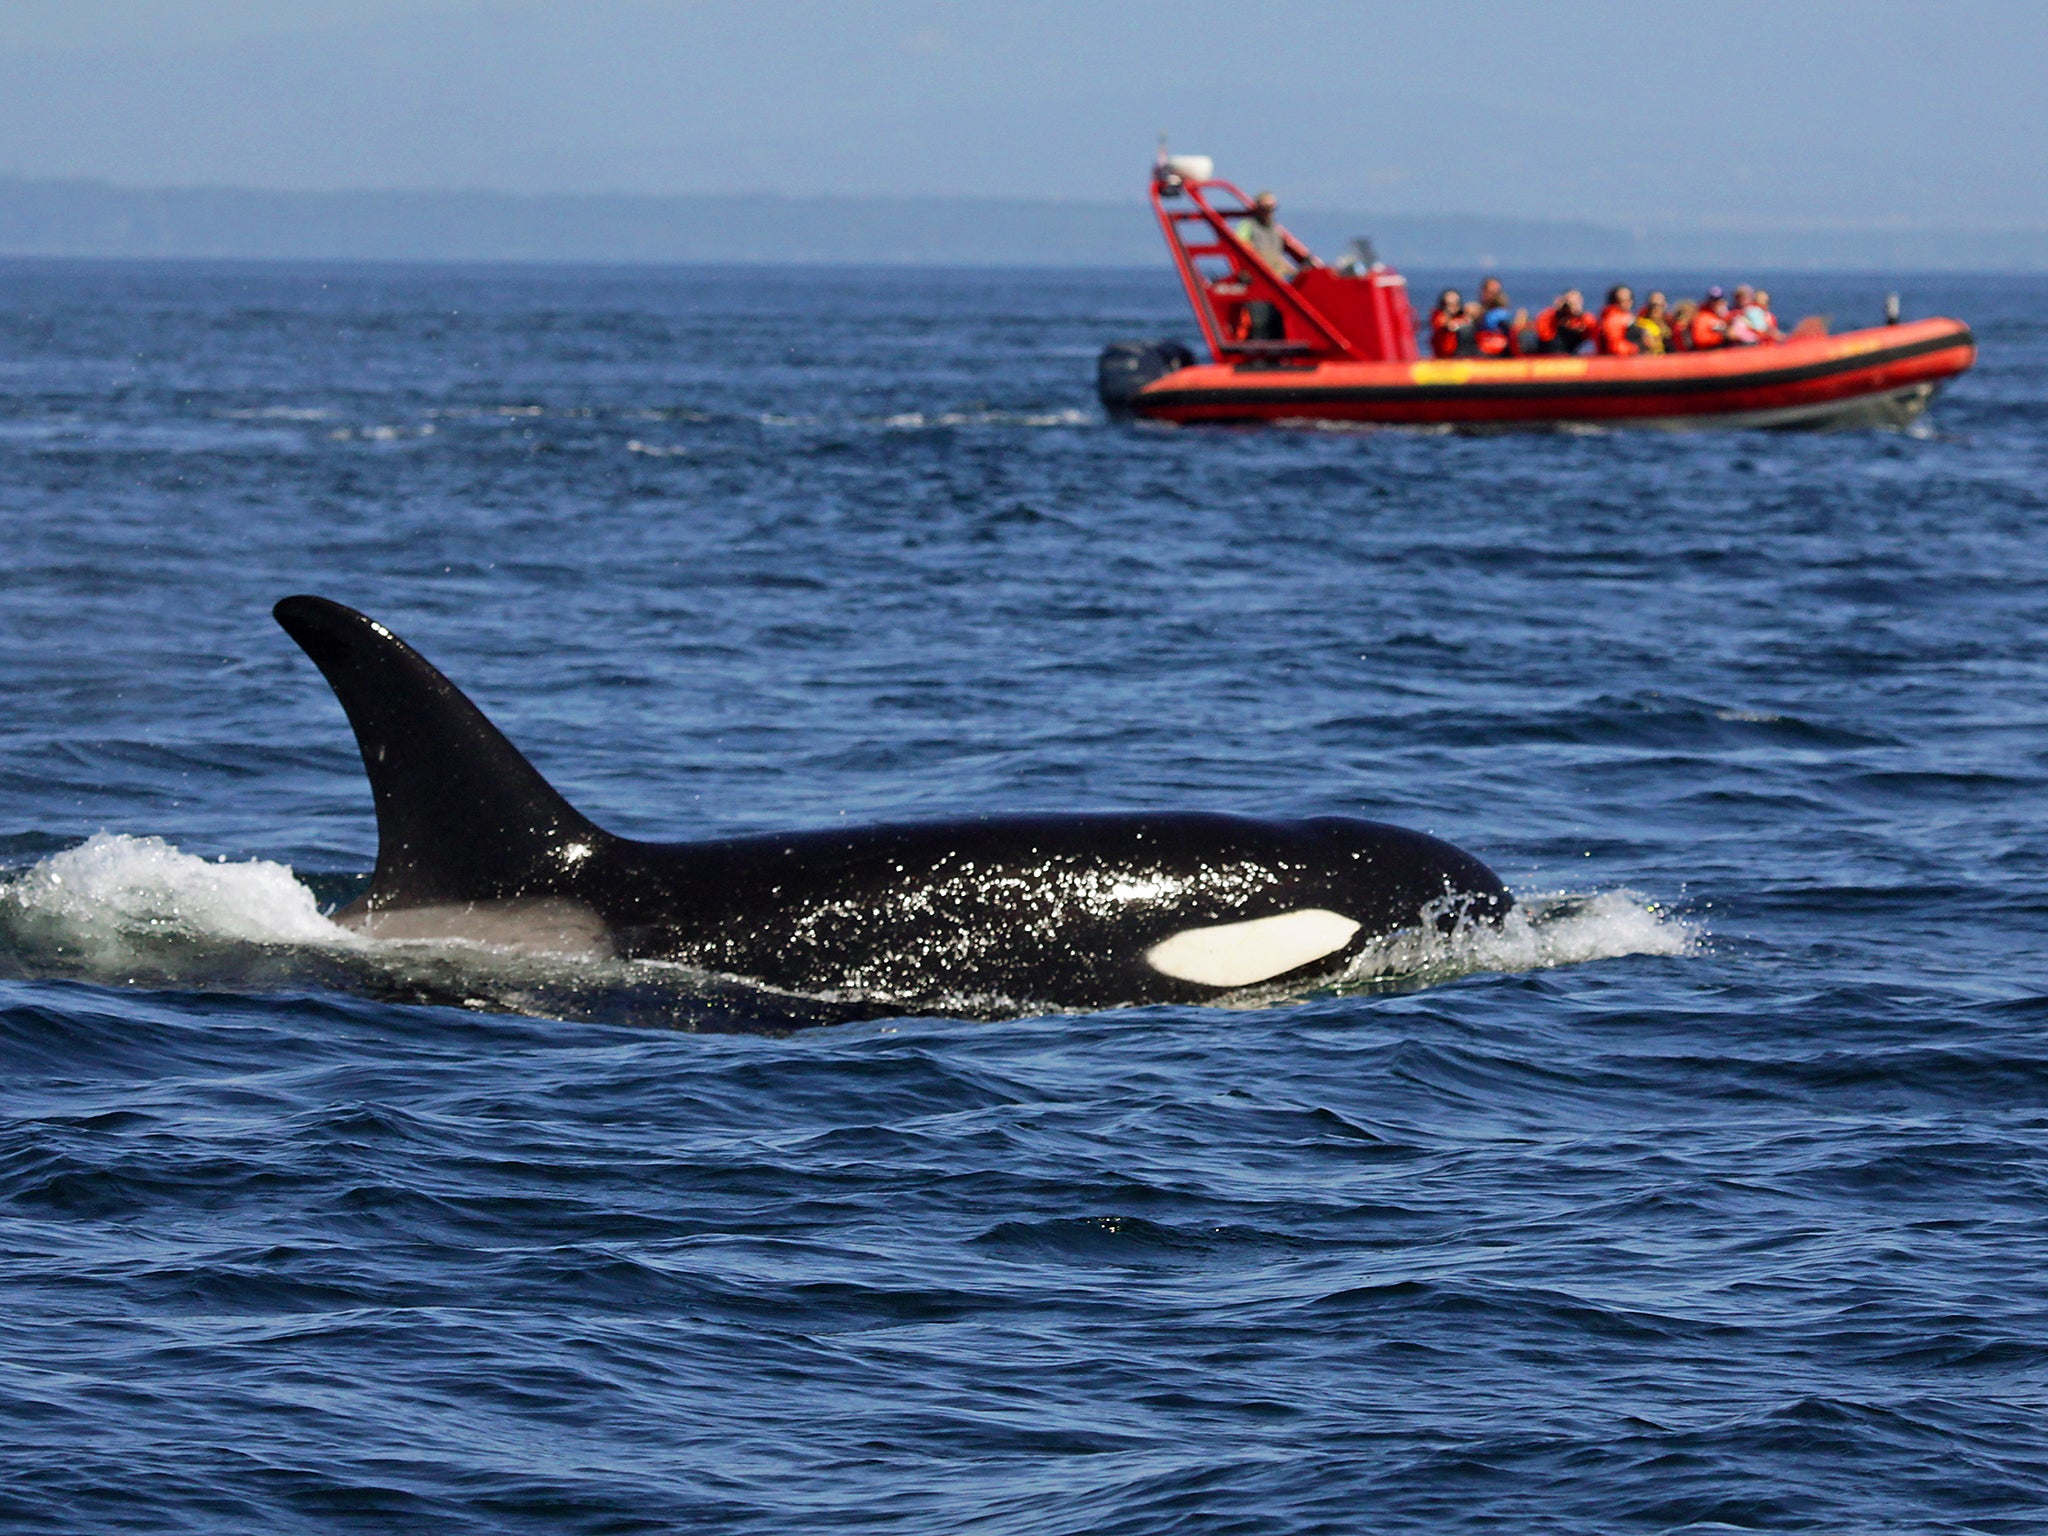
[1595,305,1639,356]
[1690,310,1729,349]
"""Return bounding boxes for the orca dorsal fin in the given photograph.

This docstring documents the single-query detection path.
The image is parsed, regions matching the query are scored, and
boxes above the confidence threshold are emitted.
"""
[274,595,615,914]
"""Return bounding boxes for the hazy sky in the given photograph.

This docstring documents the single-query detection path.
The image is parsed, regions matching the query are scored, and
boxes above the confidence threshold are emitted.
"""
[0,0,2039,229]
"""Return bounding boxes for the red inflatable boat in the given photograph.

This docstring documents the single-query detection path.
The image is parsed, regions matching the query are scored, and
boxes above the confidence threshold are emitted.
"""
[1099,159,1975,430]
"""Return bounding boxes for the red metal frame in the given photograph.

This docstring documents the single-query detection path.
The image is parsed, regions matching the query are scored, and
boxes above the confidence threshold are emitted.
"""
[1150,167,1419,365]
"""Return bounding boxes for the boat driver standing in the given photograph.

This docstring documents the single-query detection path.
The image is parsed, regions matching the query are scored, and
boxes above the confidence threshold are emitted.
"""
[1233,190,1297,340]
[1234,191,1297,279]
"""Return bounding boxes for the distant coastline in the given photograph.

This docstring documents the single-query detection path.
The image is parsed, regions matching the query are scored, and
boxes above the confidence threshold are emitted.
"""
[0,178,2040,271]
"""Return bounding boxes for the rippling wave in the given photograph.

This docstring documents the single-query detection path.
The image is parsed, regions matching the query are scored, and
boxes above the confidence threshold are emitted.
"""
[1,263,2044,1533]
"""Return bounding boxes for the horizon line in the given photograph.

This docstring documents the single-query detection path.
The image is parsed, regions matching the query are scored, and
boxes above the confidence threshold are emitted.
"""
[0,175,2040,240]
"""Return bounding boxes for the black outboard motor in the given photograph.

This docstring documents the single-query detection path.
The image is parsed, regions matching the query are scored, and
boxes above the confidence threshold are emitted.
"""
[1097,338,1196,412]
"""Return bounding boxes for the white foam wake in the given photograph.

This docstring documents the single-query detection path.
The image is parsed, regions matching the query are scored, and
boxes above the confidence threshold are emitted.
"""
[1,832,348,950]
[880,407,1090,429]
[1342,889,1697,987]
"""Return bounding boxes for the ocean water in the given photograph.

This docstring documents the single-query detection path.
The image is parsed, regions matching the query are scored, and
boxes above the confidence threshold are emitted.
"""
[0,259,2044,1533]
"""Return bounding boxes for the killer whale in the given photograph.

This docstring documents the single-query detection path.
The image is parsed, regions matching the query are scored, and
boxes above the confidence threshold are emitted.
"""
[275,595,1511,1016]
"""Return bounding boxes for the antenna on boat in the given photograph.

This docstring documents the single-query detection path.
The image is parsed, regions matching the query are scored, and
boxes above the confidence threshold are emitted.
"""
[1153,134,1186,194]
[1884,292,1901,325]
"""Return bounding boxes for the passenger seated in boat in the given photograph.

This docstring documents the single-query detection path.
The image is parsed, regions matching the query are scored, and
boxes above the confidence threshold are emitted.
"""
[1752,290,1781,341]
[1472,277,1527,357]
[1668,298,1699,349]
[1534,289,1596,354]
[1725,285,1763,345]
[1727,286,1781,345]
[1635,291,1674,354]
[1595,285,1640,356]
[1689,287,1732,349]
[1429,290,1475,357]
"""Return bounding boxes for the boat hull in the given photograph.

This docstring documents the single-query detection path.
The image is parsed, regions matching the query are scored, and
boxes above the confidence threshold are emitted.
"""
[1120,318,1974,431]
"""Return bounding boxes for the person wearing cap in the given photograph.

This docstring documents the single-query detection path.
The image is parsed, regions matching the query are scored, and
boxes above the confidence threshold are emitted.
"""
[1689,287,1732,350]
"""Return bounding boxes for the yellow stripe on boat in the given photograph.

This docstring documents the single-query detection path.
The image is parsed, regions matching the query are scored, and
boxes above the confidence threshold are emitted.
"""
[1410,358,1592,386]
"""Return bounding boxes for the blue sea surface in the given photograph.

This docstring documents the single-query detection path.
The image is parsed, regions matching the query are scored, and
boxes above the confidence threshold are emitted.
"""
[1,260,2045,1532]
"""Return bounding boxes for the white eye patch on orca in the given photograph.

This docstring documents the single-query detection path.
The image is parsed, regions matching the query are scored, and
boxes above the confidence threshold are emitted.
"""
[1143,908,1361,988]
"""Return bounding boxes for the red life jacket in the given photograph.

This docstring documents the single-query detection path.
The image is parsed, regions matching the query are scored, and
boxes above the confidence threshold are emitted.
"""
[1429,310,1466,357]
[1595,305,1639,356]
[1690,310,1729,350]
